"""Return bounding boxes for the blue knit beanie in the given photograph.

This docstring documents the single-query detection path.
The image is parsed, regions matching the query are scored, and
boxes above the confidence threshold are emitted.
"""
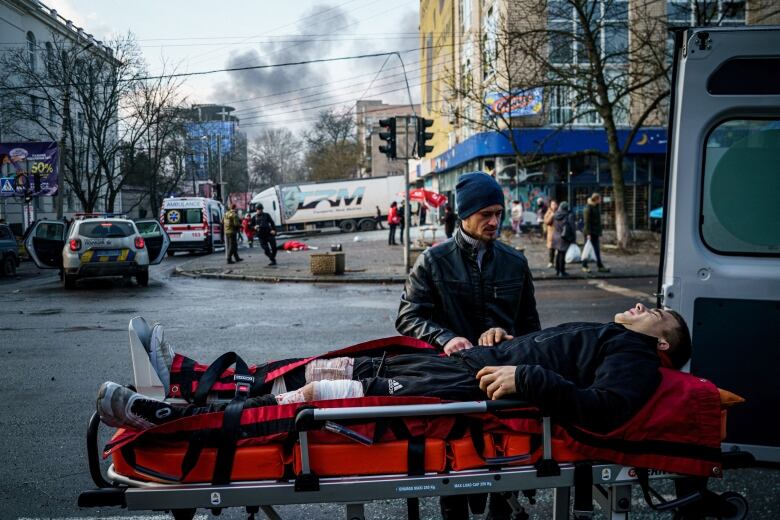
[455,172,505,219]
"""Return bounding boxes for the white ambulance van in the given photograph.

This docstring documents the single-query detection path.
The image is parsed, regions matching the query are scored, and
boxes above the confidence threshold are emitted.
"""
[159,197,225,255]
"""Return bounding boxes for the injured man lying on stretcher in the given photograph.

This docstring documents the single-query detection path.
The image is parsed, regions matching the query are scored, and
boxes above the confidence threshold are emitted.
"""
[97,303,691,435]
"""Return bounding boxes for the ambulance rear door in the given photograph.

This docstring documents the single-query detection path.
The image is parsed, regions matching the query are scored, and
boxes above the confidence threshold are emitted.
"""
[661,26,780,462]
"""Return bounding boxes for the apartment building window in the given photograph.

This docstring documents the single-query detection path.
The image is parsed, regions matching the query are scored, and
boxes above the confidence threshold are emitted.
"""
[547,0,629,127]
[667,0,745,27]
[461,0,472,31]
[44,42,54,76]
[26,32,37,71]
[30,96,41,119]
[482,5,497,80]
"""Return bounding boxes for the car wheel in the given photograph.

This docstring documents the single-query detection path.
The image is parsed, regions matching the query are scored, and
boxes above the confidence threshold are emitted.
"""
[1,255,15,277]
[63,274,77,289]
[136,270,149,287]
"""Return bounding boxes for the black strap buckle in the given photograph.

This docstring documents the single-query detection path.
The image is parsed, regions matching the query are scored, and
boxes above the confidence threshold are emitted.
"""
[234,373,254,397]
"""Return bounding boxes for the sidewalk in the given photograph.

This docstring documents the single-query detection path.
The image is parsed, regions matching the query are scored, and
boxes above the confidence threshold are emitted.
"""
[174,226,661,284]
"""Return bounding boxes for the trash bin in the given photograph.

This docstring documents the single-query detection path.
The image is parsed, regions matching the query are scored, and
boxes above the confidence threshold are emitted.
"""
[310,252,345,275]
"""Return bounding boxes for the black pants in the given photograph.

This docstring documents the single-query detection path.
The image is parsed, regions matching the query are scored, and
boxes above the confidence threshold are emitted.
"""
[376,217,385,230]
[548,247,556,264]
[555,247,567,274]
[388,224,397,244]
[259,234,277,261]
[582,235,604,268]
[399,225,405,244]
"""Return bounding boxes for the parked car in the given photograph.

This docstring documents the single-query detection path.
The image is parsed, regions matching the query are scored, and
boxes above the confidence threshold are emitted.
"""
[24,214,169,289]
[0,223,20,277]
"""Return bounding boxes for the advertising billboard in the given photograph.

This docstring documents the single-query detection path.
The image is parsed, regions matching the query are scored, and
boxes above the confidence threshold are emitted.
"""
[0,142,59,197]
[484,88,543,118]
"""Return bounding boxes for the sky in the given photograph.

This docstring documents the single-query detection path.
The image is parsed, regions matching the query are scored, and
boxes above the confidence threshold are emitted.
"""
[46,0,421,135]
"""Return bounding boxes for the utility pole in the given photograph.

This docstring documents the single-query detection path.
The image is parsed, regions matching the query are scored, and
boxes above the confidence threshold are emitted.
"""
[403,116,411,273]
[217,135,224,204]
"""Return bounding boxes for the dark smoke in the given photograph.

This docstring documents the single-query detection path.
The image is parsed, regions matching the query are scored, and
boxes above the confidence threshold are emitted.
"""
[213,4,356,133]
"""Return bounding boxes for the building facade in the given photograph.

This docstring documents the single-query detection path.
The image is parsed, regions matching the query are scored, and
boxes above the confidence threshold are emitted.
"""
[0,0,119,232]
[418,0,776,229]
[182,104,246,199]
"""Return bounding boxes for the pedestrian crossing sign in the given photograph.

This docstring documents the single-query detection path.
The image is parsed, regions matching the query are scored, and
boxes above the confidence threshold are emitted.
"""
[1,177,14,193]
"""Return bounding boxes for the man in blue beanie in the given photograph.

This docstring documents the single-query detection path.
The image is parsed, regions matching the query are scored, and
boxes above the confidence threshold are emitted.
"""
[396,171,540,520]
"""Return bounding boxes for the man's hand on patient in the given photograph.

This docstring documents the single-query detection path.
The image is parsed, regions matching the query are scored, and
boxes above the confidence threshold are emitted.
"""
[478,327,514,346]
[443,336,473,355]
[476,366,517,399]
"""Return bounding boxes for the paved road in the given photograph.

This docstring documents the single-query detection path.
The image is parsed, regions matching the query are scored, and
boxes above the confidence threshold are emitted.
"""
[0,256,776,519]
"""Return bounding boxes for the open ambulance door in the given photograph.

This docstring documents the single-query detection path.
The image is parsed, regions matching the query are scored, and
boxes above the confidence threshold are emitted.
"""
[660,26,780,463]
[24,220,67,269]
[135,220,170,265]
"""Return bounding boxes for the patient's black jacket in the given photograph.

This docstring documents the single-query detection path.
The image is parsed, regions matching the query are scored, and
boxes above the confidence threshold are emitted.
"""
[357,322,661,433]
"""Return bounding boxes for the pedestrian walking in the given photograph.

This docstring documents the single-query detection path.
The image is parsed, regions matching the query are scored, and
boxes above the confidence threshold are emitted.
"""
[582,192,610,273]
[418,203,427,226]
[387,201,399,245]
[544,200,558,268]
[552,201,576,277]
[398,201,406,245]
[375,206,385,230]
[442,204,456,239]
[510,200,523,235]
[251,205,278,266]
[536,197,547,238]
[222,204,243,264]
[242,213,254,248]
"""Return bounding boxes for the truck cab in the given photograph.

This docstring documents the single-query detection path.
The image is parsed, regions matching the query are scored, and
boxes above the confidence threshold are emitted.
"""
[662,26,780,463]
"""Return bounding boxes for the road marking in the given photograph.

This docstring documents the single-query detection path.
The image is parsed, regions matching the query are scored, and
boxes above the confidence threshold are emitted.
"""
[587,280,654,303]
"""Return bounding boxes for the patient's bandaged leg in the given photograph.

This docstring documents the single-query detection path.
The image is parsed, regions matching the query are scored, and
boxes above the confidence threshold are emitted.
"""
[275,380,363,404]
[305,357,354,382]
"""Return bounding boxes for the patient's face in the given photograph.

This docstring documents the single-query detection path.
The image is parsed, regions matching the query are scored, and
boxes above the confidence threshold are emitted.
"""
[615,303,675,340]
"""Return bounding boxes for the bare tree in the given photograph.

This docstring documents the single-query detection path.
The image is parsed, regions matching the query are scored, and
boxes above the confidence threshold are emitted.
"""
[249,128,304,190]
[302,108,362,181]
[120,68,189,215]
[446,0,670,248]
[0,32,146,213]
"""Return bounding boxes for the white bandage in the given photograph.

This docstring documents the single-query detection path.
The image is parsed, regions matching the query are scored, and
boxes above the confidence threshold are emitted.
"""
[275,388,307,404]
[305,357,354,382]
[312,380,364,401]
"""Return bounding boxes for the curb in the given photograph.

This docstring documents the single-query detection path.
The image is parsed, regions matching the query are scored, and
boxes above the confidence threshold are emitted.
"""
[174,264,655,284]
[174,265,406,284]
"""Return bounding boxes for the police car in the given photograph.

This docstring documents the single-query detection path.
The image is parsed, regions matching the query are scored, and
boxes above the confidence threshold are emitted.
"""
[24,214,170,289]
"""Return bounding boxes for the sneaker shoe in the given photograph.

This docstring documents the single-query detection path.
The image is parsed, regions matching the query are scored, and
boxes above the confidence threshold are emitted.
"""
[268,260,277,266]
[236,257,244,262]
[97,381,179,430]
[598,266,611,273]
[546,262,554,269]
[581,266,591,273]
[149,323,174,395]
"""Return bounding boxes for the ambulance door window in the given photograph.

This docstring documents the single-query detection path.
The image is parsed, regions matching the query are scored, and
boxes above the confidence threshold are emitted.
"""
[701,119,780,255]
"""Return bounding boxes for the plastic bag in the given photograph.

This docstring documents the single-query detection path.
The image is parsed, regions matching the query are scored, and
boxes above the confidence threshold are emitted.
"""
[565,243,581,263]
[581,239,597,263]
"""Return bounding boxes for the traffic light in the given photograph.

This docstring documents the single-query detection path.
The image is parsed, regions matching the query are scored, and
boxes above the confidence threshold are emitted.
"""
[416,117,434,158]
[378,117,396,159]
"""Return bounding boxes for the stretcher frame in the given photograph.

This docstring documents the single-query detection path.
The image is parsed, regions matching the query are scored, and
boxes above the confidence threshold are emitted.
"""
[80,400,720,520]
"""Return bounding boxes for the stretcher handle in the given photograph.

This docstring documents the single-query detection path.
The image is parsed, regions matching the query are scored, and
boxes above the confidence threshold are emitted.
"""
[86,412,113,489]
[295,400,534,431]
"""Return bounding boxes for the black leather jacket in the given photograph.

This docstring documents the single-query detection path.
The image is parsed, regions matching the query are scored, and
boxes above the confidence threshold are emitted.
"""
[396,227,540,349]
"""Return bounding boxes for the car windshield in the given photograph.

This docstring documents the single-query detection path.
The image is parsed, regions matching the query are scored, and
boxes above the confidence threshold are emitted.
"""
[79,221,135,238]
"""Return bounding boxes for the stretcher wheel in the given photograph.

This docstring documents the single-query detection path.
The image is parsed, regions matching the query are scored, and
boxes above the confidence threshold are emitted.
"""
[718,492,748,520]
[170,508,196,520]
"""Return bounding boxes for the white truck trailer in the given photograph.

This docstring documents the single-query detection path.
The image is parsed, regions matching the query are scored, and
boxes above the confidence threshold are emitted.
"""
[250,176,404,233]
